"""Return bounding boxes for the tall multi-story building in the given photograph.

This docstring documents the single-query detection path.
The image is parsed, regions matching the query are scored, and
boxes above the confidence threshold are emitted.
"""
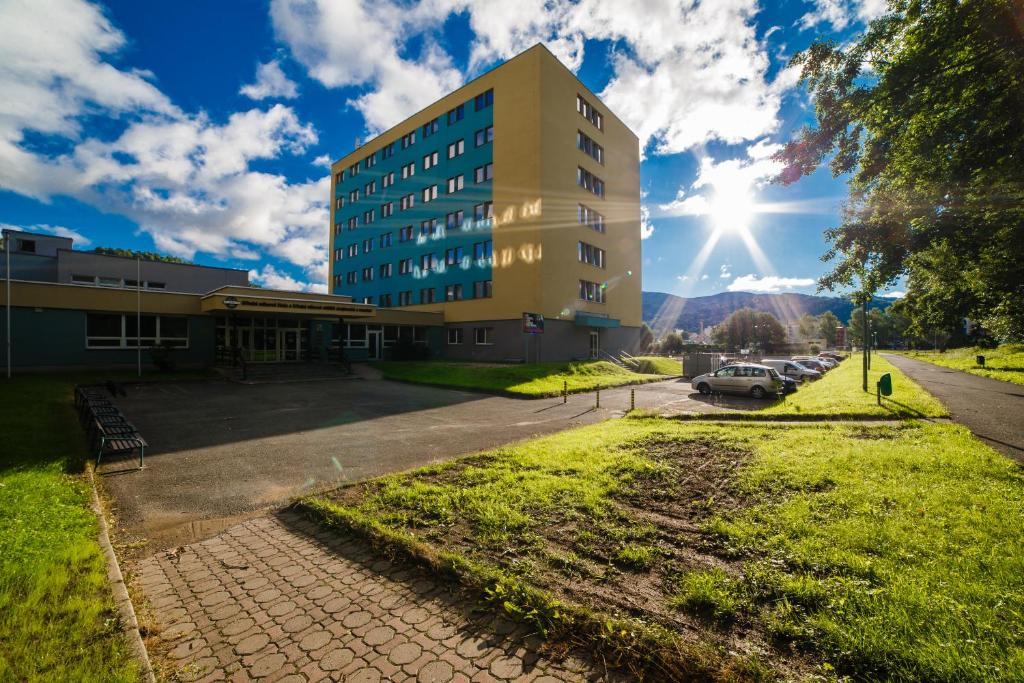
[329,44,642,361]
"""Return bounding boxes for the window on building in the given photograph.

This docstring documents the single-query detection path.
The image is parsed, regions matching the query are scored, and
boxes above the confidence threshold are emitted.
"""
[578,204,605,232]
[348,162,359,176]
[473,202,493,222]
[348,244,358,257]
[347,271,357,284]
[423,151,439,170]
[577,167,604,197]
[446,174,464,194]
[332,274,342,289]
[473,240,493,260]
[362,266,374,282]
[362,238,374,253]
[419,253,437,272]
[401,131,416,148]
[380,142,395,159]
[333,247,343,262]
[348,216,358,230]
[399,225,413,242]
[363,209,375,224]
[447,104,464,125]
[335,197,344,209]
[445,210,464,230]
[398,290,413,306]
[445,284,463,301]
[579,279,606,303]
[98,276,120,287]
[474,327,494,345]
[147,282,166,290]
[334,222,343,236]
[420,287,436,304]
[447,328,463,345]
[422,184,438,203]
[348,189,359,202]
[382,171,395,188]
[381,202,394,218]
[364,180,376,196]
[364,153,376,169]
[420,219,438,236]
[86,313,189,348]
[335,171,344,184]
[474,89,494,111]
[401,162,415,179]
[474,163,493,183]
[577,130,604,164]
[400,193,415,211]
[379,262,393,278]
[474,125,494,147]
[445,246,464,265]
[578,241,606,268]
[473,280,493,299]
[379,232,393,248]
[447,139,464,159]
[379,293,393,307]
[71,273,95,284]
[422,118,439,137]
[399,258,413,275]
[577,94,603,130]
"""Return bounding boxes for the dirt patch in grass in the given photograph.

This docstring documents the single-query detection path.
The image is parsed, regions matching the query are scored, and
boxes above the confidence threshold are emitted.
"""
[321,439,813,679]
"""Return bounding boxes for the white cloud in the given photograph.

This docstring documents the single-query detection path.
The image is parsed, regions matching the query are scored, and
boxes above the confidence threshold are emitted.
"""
[640,205,654,239]
[1,222,91,246]
[676,275,689,282]
[249,264,327,293]
[312,153,331,167]
[800,0,889,31]
[240,60,299,100]
[726,274,816,293]
[720,264,732,279]
[882,290,905,299]
[700,273,709,281]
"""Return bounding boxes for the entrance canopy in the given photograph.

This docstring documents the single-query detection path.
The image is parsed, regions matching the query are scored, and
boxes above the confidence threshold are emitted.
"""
[200,286,375,318]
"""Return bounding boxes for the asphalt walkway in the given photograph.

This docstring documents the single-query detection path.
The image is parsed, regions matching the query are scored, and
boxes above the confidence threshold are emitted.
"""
[883,353,1024,462]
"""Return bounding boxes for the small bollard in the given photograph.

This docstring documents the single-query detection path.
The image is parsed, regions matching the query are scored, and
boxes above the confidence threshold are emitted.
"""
[596,387,600,408]
[563,380,568,403]
[630,388,635,412]
[977,355,986,367]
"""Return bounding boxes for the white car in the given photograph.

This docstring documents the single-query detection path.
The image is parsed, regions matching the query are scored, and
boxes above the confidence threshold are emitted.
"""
[760,359,822,382]
[691,363,784,399]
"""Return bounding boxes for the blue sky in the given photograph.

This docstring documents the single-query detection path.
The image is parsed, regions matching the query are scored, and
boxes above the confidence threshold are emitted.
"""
[0,0,903,299]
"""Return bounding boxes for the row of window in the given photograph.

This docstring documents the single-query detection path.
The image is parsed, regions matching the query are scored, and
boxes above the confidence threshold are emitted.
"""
[577,130,603,164]
[447,327,493,345]
[334,202,493,238]
[336,89,493,183]
[578,203,605,232]
[335,167,493,228]
[577,166,605,197]
[86,313,189,349]
[336,323,428,349]
[71,274,168,289]
[335,241,494,277]
[330,281,494,308]
[577,94,604,130]
[578,241,606,268]
[579,279,606,304]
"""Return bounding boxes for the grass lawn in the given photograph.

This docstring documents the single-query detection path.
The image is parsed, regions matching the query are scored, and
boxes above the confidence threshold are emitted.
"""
[623,355,682,376]
[373,360,666,397]
[899,344,1024,386]
[302,417,1024,681]
[760,352,948,418]
[0,369,209,681]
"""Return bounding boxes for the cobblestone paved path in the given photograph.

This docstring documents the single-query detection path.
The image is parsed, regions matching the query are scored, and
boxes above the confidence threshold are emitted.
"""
[136,511,603,682]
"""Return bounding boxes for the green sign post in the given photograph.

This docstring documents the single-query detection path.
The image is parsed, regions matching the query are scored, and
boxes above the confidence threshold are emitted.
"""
[877,372,892,405]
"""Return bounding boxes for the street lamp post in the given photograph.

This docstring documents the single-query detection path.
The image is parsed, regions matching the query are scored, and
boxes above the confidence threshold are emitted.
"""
[223,296,240,366]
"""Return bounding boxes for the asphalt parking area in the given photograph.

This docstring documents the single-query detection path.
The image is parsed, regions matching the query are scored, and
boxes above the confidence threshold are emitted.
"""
[99,374,758,554]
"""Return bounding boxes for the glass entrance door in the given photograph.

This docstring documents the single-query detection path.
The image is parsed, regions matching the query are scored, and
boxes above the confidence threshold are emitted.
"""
[367,329,383,360]
[278,329,300,361]
[589,331,600,359]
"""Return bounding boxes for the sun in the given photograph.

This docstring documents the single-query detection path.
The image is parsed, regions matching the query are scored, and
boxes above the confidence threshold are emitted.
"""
[708,188,756,234]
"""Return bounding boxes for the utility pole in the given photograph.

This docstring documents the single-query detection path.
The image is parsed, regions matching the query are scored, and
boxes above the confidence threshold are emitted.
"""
[136,256,142,378]
[861,297,868,392]
[4,229,10,379]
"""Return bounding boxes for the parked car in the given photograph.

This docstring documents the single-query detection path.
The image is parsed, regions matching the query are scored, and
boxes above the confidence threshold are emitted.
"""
[819,351,844,362]
[780,374,799,394]
[761,359,822,382]
[691,363,784,399]
[791,356,830,373]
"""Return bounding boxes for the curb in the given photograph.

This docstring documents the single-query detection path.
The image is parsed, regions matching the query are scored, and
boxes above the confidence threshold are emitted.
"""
[87,465,156,683]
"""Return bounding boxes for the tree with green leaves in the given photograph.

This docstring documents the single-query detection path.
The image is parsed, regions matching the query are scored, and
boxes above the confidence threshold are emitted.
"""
[658,331,685,355]
[637,323,654,353]
[797,313,819,341]
[817,311,840,347]
[92,247,192,264]
[712,308,787,352]
[777,0,1024,342]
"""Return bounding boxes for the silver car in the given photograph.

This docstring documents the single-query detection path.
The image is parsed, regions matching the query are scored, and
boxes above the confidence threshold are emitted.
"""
[691,363,784,399]
[761,358,822,382]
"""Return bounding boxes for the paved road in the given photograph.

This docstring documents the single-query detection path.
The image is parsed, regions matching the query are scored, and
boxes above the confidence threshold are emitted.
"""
[138,511,602,682]
[884,353,1024,462]
[101,375,755,553]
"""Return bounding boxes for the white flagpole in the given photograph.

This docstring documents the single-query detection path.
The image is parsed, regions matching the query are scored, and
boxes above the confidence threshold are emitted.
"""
[137,256,141,377]
[5,230,11,379]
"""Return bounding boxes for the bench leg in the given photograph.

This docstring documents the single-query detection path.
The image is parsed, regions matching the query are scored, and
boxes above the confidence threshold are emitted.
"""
[138,444,145,469]
[96,437,105,466]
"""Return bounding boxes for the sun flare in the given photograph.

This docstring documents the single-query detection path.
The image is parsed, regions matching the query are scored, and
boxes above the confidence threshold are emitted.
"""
[708,189,755,233]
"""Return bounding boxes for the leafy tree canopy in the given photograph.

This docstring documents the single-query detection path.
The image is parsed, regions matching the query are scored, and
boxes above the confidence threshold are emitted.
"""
[777,0,1024,341]
[712,308,787,352]
[92,247,192,265]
